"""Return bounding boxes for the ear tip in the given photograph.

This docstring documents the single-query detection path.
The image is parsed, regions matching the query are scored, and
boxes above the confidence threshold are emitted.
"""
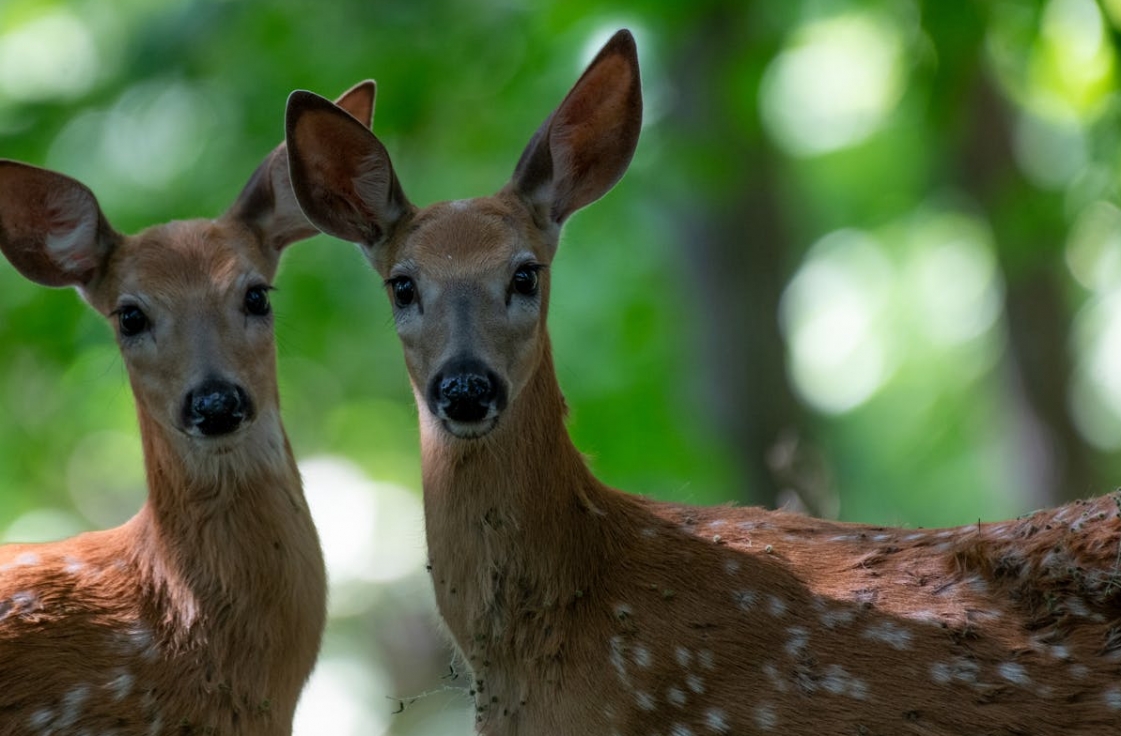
[608,28,638,56]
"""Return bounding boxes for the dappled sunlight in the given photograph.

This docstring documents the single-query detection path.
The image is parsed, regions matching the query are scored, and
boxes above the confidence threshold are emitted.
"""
[66,430,146,529]
[781,229,896,413]
[1,507,87,545]
[903,213,1003,348]
[1032,0,1115,117]
[0,11,99,103]
[301,455,427,618]
[760,11,907,157]
[1070,291,1121,449]
[782,211,1004,416]
[46,80,222,211]
[294,651,391,736]
[1066,200,1121,293]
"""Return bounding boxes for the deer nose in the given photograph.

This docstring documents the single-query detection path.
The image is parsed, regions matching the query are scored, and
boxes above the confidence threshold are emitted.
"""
[429,359,506,425]
[183,379,253,437]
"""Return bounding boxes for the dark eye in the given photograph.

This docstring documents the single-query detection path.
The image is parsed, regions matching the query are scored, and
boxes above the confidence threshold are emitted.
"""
[390,277,417,308]
[511,265,539,297]
[117,305,149,337]
[245,285,271,316]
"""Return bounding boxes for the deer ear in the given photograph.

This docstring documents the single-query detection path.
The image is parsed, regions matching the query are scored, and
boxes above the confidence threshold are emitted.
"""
[510,29,642,229]
[0,160,120,289]
[286,88,410,252]
[226,80,378,253]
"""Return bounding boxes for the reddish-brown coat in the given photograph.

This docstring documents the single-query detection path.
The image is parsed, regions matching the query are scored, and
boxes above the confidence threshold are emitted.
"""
[286,32,1121,735]
[0,81,375,736]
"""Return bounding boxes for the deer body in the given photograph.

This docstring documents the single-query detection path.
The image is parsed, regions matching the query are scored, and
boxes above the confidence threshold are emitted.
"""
[0,82,374,735]
[286,34,1121,735]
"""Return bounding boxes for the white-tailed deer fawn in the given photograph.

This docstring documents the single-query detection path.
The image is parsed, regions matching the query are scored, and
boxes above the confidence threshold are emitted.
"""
[286,31,1121,735]
[0,82,374,735]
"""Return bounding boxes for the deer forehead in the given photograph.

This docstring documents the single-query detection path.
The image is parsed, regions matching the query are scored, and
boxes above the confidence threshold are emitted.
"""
[390,197,548,280]
[102,219,273,311]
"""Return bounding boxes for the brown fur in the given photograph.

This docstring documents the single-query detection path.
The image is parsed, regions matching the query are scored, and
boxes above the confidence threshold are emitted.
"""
[287,32,1121,735]
[0,82,374,736]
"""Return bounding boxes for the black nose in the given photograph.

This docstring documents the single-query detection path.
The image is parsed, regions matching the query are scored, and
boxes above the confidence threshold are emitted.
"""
[428,359,506,424]
[183,379,253,437]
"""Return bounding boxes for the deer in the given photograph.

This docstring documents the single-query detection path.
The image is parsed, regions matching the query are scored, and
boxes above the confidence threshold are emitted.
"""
[0,81,375,735]
[285,30,1121,736]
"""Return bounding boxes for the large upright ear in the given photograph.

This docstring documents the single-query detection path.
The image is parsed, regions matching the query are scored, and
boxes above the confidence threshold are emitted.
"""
[510,29,642,229]
[0,160,120,289]
[226,80,378,252]
[286,89,410,252]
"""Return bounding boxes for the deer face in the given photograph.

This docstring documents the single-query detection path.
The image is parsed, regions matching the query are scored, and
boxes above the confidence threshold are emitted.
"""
[376,197,553,438]
[0,82,376,465]
[287,31,642,441]
[93,219,282,443]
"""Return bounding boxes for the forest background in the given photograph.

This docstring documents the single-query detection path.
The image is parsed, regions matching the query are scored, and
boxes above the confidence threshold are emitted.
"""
[1,0,1119,731]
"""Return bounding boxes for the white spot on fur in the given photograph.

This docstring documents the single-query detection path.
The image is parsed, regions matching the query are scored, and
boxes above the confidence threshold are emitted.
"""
[675,646,692,668]
[767,595,787,617]
[12,590,38,607]
[820,607,856,629]
[667,685,687,707]
[62,555,85,574]
[820,664,868,699]
[632,644,652,668]
[14,552,39,566]
[686,673,705,694]
[705,707,731,733]
[698,649,715,670]
[1105,687,1121,710]
[124,624,159,661]
[670,725,695,736]
[107,670,134,700]
[930,657,979,685]
[724,558,740,575]
[761,662,788,693]
[642,527,657,538]
[1065,597,1092,618]
[754,703,778,730]
[733,589,758,611]
[636,691,655,711]
[784,627,809,657]
[862,621,913,650]
[1070,664,1089,679]
[28,709,53,729]
[57,684,90,728]
[609,636,628,684]
[998,662,1030,686]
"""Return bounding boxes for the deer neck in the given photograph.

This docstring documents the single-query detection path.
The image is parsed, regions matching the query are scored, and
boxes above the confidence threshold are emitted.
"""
[421,339,619,664]
[128,402,326,697]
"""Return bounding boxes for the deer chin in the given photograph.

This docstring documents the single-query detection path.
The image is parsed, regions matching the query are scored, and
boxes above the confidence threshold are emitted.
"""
[440,415,500,440]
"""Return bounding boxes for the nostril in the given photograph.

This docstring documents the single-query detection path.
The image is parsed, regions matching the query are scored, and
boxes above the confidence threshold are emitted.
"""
[434,370,496,424]
[183,380,252,437]
[440,373,495,404]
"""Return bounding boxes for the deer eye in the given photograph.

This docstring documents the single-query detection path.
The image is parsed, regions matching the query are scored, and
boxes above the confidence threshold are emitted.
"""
[116,305,149,338]
[511,265,540,297]
[389,276,417,308]
[244,285,272,316]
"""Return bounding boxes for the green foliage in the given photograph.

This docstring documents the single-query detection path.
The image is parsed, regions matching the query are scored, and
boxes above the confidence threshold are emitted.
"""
[1,0,1120,732]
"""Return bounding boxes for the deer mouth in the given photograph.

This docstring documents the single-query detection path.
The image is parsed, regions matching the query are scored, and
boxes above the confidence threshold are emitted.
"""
[439,415,500,440]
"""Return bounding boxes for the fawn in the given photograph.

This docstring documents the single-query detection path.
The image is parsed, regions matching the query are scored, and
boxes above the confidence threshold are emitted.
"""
[0,81,374,735]
[286,31,1121,736]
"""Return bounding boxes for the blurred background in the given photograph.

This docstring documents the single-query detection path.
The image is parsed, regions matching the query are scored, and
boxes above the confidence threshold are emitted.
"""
[1,0,1119,732]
